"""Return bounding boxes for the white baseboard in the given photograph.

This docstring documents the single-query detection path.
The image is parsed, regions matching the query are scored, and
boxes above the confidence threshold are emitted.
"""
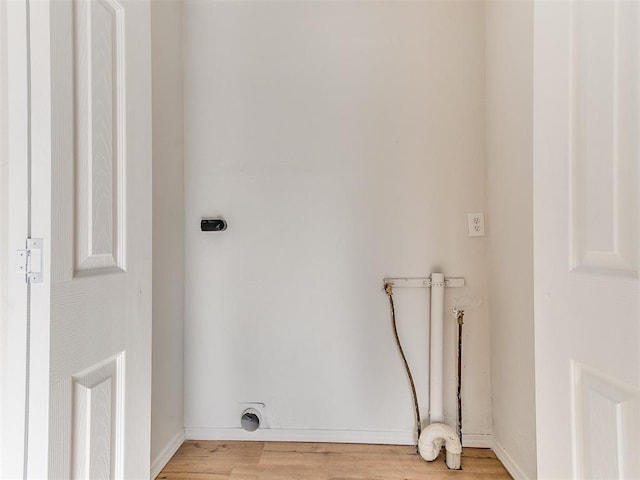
[151,429,185,480]
[185,428,500,450]
[462,433,493,448]
[491,436,531,480]
[185,427,417,445]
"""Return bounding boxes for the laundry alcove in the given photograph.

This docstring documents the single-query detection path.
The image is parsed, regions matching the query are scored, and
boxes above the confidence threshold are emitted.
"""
[150,1,536,479]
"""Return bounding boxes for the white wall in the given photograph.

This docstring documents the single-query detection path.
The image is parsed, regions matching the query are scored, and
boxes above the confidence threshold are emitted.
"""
[183,0,492,442]
[485,1,537,478]
[151,0,185,470]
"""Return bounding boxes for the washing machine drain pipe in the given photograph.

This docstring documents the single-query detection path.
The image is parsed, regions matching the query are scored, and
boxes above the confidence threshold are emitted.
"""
[418,422,462,469]
[418,273,462,469]
[384,274,462,469]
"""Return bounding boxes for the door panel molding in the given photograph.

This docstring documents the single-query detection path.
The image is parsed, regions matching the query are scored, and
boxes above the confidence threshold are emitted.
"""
[72,353,125,480]
[571,361,640,479]
[74,0,126,275]
[569,0,639,276]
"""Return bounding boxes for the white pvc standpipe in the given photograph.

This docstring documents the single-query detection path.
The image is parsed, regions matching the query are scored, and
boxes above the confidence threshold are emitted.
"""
[429,272,445,424]
[419,272,462,470]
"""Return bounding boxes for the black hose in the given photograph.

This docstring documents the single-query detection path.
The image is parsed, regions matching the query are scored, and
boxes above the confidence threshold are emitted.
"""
[456,310,465,446]
[384,283,421,452]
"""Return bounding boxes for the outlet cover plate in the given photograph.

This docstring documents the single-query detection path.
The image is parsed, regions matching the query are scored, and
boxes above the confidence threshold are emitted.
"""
[467,212,485,236]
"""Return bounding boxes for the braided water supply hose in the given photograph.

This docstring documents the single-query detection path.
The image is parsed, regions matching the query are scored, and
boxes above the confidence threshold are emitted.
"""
[384,283,422,453]
[454,309,465,446]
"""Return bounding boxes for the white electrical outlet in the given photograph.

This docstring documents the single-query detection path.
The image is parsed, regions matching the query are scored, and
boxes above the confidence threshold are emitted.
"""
[467,212,485,236]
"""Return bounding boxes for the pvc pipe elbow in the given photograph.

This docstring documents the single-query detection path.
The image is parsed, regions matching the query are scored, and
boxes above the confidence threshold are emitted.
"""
[418,423,462,470]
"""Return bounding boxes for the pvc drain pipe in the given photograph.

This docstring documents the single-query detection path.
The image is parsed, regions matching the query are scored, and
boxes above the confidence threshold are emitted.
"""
[429,273,445,424]
[418,273,462,470]
[419,422,462,469]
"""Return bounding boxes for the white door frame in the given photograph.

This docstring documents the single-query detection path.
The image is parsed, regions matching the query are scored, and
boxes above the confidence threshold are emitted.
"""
[26,0,53,476]
[0,0,32,478]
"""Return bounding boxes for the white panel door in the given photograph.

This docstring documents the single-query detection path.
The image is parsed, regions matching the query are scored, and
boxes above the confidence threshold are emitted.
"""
[534,1,640,478]
[27,0,152,478]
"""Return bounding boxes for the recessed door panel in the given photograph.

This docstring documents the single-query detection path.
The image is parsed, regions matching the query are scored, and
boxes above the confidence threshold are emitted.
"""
[72,354,124,480]
[572,362,640,479]
[570,0,639,275]
[74,0,125,275]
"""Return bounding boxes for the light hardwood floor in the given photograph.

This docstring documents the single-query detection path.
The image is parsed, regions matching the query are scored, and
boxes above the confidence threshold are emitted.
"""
[157,441,513,480]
